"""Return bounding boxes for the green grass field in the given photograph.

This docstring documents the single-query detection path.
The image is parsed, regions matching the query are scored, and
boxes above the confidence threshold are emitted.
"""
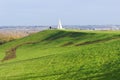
[0,30,120,80]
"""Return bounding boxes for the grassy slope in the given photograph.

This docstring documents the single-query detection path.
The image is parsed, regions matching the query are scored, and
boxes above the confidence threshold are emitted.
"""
[0,30,120,80]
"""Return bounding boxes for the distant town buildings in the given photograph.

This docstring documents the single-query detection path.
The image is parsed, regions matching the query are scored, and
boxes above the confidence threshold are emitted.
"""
[0,25,119,35]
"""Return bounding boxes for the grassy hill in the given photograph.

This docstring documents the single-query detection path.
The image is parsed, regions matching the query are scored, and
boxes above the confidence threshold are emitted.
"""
[0,30,120,80]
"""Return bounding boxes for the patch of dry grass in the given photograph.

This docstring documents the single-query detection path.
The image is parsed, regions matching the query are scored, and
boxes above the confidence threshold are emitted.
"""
[0,30,30,43]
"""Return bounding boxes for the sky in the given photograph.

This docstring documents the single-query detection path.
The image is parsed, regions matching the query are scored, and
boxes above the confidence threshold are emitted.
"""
[0,0,120,26]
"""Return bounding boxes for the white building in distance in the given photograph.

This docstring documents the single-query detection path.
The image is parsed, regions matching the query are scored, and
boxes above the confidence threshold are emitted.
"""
[57,20,63,29]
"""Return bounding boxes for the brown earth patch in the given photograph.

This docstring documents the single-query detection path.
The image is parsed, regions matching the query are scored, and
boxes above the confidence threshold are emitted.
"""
[1,41,41,62]
[1,48,17,62]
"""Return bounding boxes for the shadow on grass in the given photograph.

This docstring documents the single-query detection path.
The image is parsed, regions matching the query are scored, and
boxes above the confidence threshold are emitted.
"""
[75,35,120,46]
[0,41,6,45]
[57,57,120,80]
[61,42,74,47]
[7,66,120,80]
[42,31,89,41]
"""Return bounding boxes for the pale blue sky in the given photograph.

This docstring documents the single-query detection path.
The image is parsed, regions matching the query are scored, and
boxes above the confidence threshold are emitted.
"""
[0,0,120,25]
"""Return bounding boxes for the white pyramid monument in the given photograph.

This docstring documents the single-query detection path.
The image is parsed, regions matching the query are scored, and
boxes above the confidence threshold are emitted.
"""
[57,19,63,29]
